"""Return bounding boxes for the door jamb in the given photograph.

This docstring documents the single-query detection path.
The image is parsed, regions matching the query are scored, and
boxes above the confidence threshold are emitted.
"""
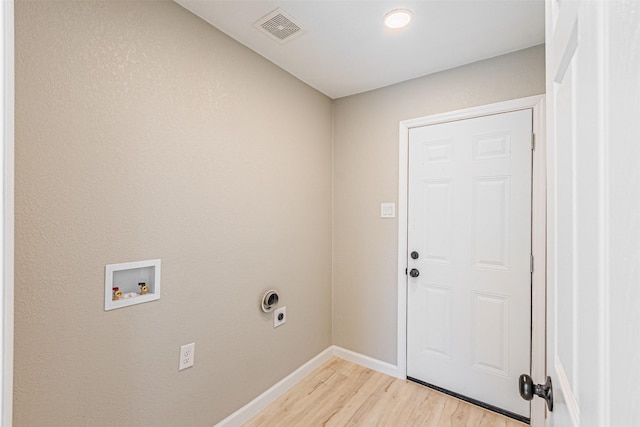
[1,1,15,426]
[396,95,546,426]
[0,0,15,427]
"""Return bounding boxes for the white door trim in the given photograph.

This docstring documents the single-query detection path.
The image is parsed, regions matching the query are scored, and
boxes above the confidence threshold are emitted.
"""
[397,95,546,426]
[1,1,14,426]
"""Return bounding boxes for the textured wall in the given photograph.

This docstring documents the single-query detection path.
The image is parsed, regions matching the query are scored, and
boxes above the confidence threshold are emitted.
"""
[14,1,332,426]
[332,45,545,364]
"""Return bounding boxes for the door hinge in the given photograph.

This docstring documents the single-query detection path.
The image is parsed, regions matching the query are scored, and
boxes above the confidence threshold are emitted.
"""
[531,133,536,151]
[405,268,408,276]
[530,254,534,273]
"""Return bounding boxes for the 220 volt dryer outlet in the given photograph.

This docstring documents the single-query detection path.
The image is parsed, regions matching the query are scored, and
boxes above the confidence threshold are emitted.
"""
[274,307,286,328]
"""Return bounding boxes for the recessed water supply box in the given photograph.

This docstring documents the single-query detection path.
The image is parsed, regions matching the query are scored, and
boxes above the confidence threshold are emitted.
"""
[105,259,161,311]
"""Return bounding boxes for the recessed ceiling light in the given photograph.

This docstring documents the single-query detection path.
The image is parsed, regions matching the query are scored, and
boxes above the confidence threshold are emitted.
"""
[384,9,413,29]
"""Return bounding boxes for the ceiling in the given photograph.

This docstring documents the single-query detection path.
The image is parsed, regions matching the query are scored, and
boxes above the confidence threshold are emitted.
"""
[175,1,545,99]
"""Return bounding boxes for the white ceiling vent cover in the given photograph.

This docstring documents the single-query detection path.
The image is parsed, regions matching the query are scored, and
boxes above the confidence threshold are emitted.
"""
[254,8,304,44]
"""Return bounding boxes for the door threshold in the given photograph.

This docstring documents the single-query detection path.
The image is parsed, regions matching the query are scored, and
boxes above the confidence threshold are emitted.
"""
[407,376,530,425]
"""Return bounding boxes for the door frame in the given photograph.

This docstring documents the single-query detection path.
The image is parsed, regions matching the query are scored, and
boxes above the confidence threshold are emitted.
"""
[1,1,14,426]
[396,95,546,426]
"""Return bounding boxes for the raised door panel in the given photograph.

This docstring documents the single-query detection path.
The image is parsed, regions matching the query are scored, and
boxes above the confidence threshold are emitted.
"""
[472,177,511,271]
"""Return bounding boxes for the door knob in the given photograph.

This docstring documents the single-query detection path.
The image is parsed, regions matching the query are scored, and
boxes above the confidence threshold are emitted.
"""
[410,251,419,259]
[519,374,553,411]
[409,268,420,278]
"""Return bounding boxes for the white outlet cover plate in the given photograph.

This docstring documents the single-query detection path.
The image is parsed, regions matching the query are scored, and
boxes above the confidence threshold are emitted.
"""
[179,342,195,371]
[274,306,286,328]
[380,203,395,218]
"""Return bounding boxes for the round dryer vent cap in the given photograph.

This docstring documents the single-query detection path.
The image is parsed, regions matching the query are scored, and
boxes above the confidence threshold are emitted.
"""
[261,290,280,313]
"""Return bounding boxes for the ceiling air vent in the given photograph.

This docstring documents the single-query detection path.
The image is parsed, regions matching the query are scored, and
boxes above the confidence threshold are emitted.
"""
[254,8,304,44]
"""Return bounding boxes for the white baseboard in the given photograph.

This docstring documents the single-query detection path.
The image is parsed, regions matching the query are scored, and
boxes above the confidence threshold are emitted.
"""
[214,347,335,427]
[331,346,401,379]
[213,346,401,426]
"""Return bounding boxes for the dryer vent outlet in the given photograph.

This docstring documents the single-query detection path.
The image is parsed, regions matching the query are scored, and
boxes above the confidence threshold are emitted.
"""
[261,290,279,313]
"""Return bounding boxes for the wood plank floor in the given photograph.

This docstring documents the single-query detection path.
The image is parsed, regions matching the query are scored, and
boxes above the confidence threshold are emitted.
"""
[243,357,528,427]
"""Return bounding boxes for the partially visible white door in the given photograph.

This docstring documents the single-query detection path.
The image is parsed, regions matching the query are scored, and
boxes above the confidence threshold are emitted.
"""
[545,1,583,424]
[407,109,532,418]
[545,1,640,426]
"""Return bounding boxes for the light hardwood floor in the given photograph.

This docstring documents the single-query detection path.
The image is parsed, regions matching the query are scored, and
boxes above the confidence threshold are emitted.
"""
[243,357,528,427]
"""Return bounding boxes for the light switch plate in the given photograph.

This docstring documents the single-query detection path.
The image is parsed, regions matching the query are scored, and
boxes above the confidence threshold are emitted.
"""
[380,203,396,218]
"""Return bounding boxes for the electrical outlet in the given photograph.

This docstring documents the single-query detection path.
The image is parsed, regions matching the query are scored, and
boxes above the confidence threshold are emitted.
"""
[274,306,286,328]
[179,342,195,371]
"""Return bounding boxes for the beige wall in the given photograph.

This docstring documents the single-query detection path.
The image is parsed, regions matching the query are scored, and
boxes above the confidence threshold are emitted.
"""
[14,1,332,426]
[332,45,545,364]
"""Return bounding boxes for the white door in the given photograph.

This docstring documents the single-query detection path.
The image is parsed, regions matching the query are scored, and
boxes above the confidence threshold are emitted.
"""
[545,1,584,424]
[545,1,640,426]
[407,109,532,419]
